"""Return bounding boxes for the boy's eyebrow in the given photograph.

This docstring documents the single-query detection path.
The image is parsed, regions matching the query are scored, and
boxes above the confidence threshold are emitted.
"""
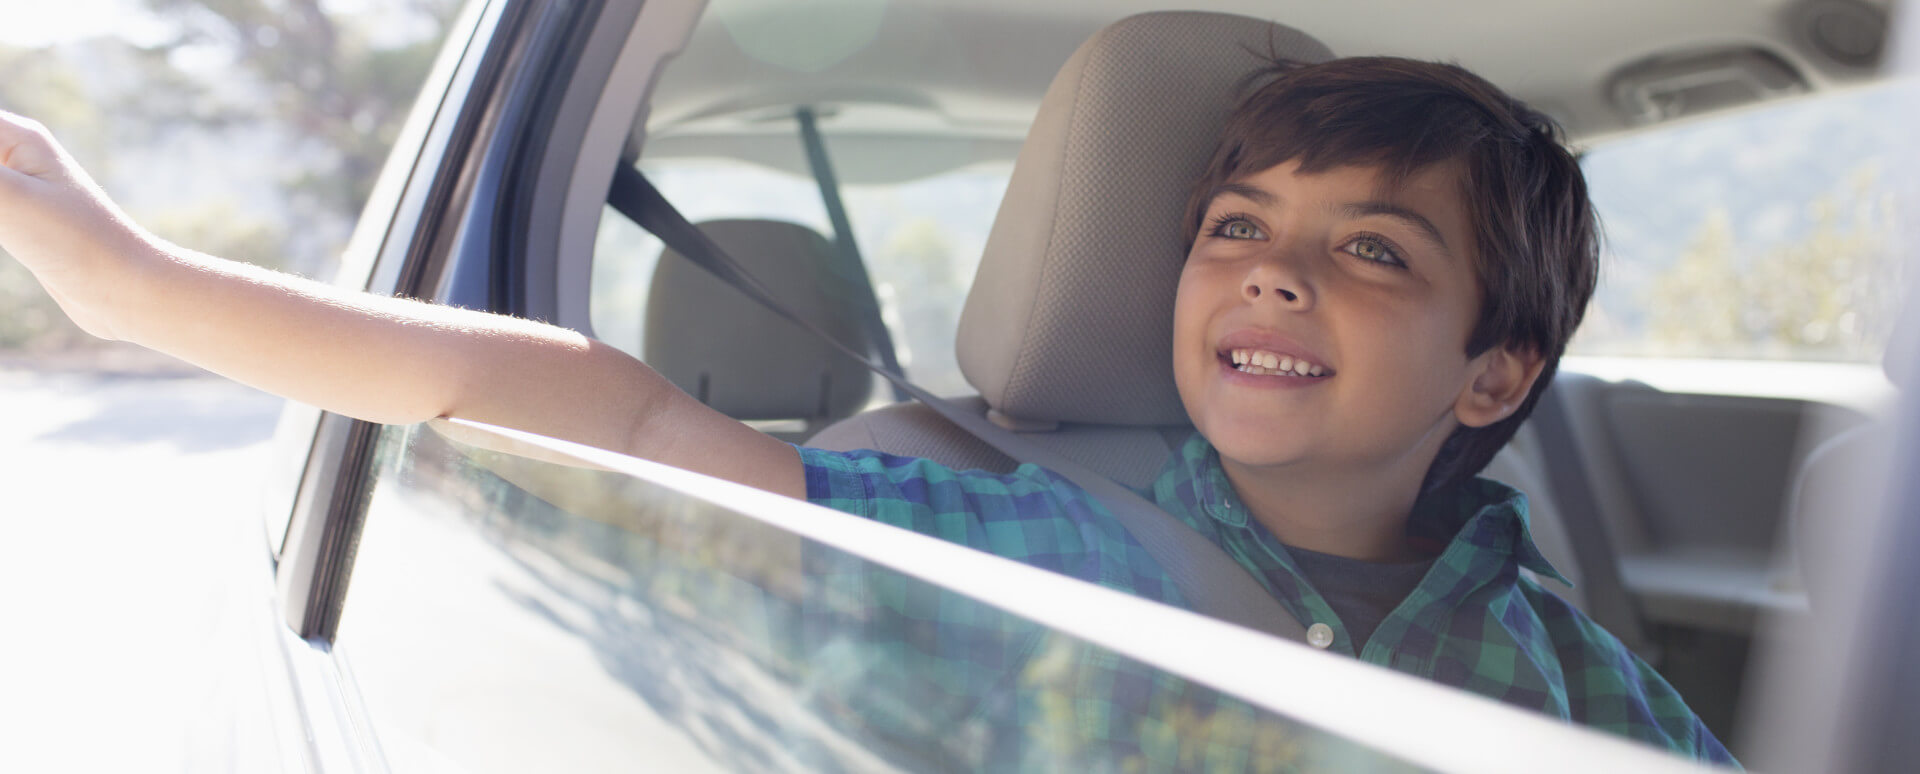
[1211,182,1276,207]
[1340,201,1452,254]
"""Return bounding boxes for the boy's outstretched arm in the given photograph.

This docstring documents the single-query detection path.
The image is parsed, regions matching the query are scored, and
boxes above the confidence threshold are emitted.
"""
[0,112,805,499]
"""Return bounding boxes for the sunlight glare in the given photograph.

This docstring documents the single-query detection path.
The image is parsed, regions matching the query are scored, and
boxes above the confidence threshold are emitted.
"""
[0,0,172,48]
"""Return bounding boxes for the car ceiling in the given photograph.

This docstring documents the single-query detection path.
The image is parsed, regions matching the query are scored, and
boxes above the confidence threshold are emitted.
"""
[637,0,1900,182]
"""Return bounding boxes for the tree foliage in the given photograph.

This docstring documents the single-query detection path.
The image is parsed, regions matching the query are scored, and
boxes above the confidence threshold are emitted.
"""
[0,0,459,352]
[1635,169,1901,361]
[143,0,461,215]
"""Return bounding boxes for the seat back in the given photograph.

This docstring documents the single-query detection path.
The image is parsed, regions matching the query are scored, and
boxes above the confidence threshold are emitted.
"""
[645,218,875,441]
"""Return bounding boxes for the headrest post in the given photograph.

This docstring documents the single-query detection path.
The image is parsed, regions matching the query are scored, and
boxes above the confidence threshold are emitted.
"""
[987,409,1060,433]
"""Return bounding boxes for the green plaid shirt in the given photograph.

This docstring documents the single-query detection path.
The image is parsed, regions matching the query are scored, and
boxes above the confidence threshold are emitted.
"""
[797,433,1736,768]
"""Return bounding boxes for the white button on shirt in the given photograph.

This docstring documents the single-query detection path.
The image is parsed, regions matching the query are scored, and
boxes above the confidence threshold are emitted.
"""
[1306,622,1335,649]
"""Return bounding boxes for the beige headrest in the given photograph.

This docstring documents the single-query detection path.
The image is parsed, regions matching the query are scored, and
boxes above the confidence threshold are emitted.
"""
[956,12,1334,426]
[644,219,874,425]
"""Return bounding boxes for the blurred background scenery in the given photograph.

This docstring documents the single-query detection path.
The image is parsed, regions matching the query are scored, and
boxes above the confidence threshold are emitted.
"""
[0,3,455,769]
[0,0,458,364]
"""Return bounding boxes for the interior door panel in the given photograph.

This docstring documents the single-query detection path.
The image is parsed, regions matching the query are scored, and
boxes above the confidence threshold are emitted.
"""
[1550,365,1880,630]
[1607,389,1808,554]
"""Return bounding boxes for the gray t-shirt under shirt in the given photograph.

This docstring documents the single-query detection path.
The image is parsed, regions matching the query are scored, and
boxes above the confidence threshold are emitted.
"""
[1284,544,1435,651]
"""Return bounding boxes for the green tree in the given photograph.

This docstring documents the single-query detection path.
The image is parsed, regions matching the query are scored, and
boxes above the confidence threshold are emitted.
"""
[876,217,966,389]
[1644,170,1900,361]
[0,0,459,354]
[144,0,461,217]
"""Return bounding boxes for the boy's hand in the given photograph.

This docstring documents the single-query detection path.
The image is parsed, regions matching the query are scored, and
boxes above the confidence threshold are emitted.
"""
[0,110,154,340]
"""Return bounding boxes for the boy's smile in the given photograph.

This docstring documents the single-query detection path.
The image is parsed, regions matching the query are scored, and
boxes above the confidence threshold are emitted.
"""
[1173,159,1534,557]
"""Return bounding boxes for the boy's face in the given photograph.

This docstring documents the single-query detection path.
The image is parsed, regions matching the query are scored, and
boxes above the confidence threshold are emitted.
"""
[1173,159,1516,482]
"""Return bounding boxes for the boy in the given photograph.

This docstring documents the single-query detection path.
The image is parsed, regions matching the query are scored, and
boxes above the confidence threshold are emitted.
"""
[0,56,1734,765]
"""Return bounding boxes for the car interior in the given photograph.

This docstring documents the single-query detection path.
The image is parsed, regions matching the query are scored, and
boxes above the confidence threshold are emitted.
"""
[553,0,1904,756]
[305,0,1906,768]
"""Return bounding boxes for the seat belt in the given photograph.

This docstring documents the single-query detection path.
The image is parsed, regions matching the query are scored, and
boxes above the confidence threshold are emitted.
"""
[793,106,909,403]
[1531,382,1657,660]
[607,164,1308,644]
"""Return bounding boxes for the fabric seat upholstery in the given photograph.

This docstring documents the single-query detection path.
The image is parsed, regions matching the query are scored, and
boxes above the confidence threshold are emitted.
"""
[645,218,875,442]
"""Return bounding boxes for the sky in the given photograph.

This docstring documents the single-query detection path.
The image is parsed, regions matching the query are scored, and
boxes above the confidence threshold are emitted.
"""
[0,0,440,49]
[0,0,172,48]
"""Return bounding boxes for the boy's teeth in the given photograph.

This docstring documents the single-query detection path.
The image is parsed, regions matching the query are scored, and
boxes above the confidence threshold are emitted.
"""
[1227,348,1327,377]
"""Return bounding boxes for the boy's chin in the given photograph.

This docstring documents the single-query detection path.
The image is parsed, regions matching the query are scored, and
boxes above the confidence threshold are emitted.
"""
[1198,425,1318,471]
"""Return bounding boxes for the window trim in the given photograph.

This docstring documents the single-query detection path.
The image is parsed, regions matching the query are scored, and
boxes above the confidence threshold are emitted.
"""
[276,0,619,641]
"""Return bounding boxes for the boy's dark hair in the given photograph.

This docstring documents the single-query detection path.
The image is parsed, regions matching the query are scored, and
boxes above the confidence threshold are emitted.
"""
[1183,56,1600,493]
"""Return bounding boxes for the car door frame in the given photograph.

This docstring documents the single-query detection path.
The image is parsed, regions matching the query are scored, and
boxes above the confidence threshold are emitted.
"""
[259,0,667,769]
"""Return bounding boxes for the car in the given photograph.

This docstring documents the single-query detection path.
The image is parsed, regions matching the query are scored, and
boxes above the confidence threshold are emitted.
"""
[203,0,1918,770]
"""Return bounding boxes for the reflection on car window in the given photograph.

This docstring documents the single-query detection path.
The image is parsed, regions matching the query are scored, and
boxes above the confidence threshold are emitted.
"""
[1574,83,1915,362]
[334,423,1426,772]
[589,159,1010,401]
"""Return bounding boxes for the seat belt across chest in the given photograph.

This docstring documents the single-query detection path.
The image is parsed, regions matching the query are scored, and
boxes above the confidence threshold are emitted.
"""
[607,164,1309,644]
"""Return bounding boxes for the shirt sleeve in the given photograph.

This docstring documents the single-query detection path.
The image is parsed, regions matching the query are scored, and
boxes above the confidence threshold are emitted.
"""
[795,445,1147,587]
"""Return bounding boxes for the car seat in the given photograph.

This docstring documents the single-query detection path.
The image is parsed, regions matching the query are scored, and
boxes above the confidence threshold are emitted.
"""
[644,218,876,442]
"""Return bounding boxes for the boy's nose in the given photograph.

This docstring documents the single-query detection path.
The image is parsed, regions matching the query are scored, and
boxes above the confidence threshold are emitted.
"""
[1244,284,1300,302]
[1242,263,1312,308]
[1241,240,1316,308]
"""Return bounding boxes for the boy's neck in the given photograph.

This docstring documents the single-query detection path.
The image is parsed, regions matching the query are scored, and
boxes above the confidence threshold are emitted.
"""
[1219,456,1428,563]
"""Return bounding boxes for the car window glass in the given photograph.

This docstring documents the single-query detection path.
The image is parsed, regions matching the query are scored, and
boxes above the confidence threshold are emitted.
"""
[1573,83,1914,362]
[333,422,1429,772]
[589,158,1010,409]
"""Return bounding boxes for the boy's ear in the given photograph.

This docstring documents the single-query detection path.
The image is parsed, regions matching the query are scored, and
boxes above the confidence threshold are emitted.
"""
[1454,344,1546,429]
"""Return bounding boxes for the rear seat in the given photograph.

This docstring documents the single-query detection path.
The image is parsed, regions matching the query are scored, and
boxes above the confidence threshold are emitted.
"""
[802,11,1597,614]
[644,218,876,442]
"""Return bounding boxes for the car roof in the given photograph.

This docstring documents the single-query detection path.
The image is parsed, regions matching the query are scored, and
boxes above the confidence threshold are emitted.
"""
[637,0,1893,182]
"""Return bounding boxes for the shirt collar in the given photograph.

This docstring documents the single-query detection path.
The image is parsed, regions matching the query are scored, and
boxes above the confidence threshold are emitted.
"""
[1155,432,1572,586]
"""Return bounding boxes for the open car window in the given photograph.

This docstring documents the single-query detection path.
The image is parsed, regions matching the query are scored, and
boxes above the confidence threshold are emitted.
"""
[331,419,1716,773]
[1574,82,1913,364]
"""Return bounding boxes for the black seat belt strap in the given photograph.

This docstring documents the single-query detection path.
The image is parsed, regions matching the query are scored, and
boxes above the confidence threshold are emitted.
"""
[1532,382,1656,659]
[794,106,909,402]
[607,164,1308,644]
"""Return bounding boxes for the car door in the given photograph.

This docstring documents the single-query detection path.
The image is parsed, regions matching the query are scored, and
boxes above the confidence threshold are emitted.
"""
[325,408,1727,772]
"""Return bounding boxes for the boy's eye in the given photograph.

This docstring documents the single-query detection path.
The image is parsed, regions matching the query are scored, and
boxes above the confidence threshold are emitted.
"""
[1341,236,1407,268]
[1207,215,1265,240]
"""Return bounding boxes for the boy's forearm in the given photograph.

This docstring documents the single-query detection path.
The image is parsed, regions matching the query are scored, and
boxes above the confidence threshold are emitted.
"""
[89,239,807,496]
[110,240,636,449]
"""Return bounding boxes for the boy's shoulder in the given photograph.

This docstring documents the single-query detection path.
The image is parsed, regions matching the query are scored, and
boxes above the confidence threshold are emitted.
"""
[794,445,1182,602]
